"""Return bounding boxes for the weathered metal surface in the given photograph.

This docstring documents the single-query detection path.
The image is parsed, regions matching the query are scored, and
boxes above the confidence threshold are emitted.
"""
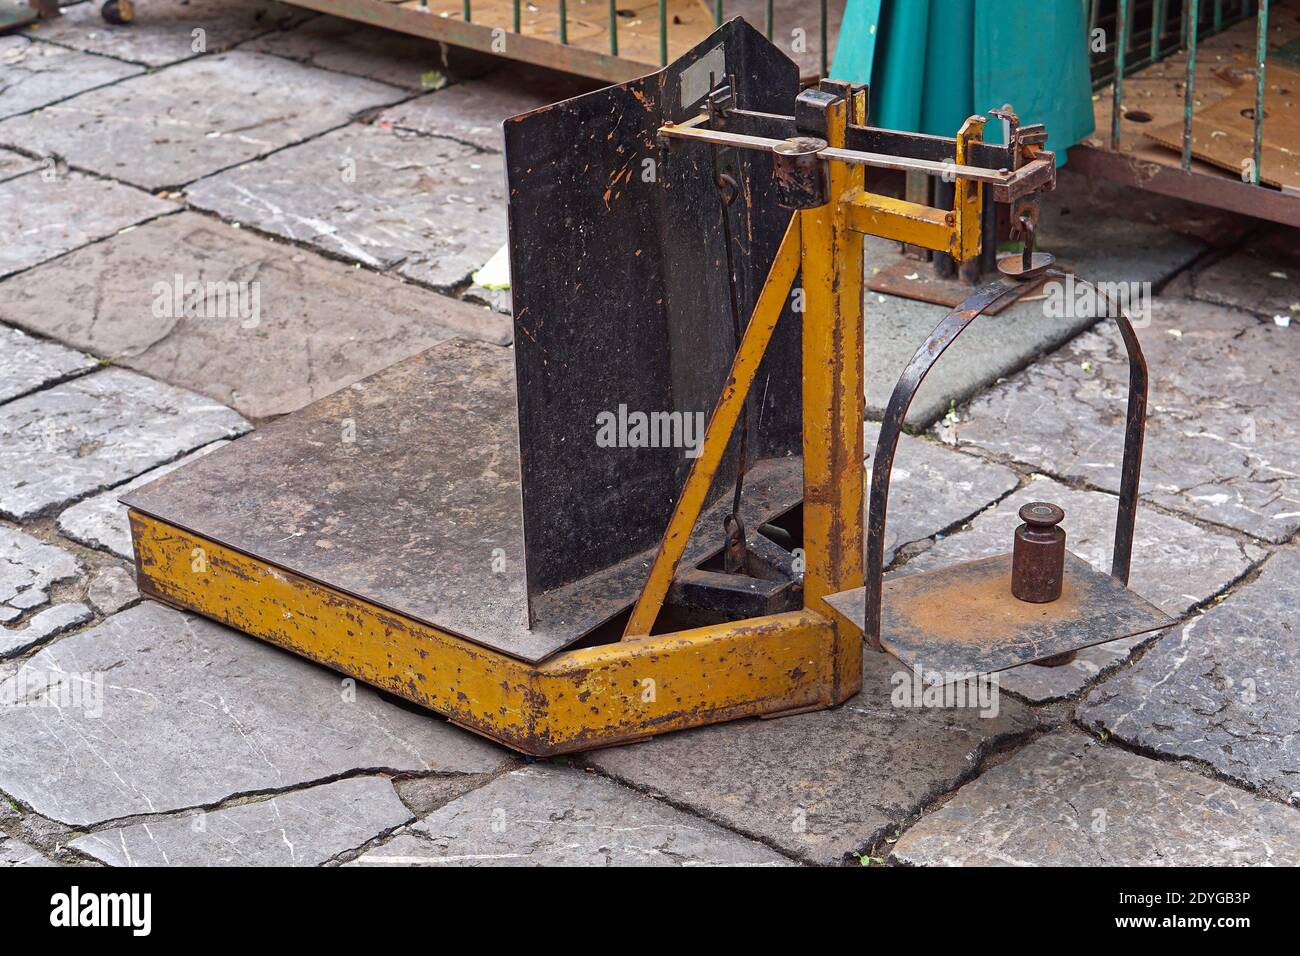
[826,552,1173,678]
[505,19,802,602]
[865,255,1051,313]
[1011,502,1067,604]
[123,338,804,662]
[130,510,837,756]
[772,136,828,208]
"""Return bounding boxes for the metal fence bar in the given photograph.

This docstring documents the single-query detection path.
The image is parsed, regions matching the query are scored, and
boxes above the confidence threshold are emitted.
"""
[1252,0,1269,184]
[1151,0,1166,60]
[1183,0,1200,170]
[512,0,519,32]
[463,0,470,21]
[1214,0,1224,31]
[659,0,667,65]
[820,0,828,77]
[559,0,567,44]
[715,0,723,27]
[766,0,773,39]
[1111,0,1129,148]
[609,0,617,55]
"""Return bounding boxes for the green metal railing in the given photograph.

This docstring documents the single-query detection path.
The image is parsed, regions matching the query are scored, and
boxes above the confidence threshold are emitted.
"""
[1091,0,1272,184]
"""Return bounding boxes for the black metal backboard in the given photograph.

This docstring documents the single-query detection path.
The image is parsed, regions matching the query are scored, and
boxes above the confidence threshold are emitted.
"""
[505,18,803,617]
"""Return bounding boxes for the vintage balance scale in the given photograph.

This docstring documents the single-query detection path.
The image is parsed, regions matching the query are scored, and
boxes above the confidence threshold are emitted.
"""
[123,20,1171,755]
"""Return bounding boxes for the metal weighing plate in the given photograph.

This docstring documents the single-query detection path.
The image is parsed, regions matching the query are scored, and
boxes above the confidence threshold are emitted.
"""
[825,551,1173,678]
[124,339,803,663]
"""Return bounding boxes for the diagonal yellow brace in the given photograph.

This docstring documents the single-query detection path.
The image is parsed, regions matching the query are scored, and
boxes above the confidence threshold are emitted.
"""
[622,215,802,639]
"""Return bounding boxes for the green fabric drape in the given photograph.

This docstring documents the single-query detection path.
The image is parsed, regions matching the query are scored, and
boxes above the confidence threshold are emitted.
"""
[830,0,1094,162]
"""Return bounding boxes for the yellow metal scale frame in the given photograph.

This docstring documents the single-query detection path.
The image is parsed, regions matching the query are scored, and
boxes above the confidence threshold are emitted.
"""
[128,85,1041,756]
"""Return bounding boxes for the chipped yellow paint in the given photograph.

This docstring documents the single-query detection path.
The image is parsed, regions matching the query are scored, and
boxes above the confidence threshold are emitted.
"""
[130,512,837,755]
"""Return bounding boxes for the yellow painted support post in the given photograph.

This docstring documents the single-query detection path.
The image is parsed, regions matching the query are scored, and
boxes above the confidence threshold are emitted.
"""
[622,216,803,639]
[954,115,985,262]
[799,92,865,703]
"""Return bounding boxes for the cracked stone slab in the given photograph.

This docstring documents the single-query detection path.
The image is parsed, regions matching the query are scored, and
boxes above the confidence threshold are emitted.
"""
[377,66,595,152]
[240,14,496,90]
[0,833,55,866]
[891,733,1300,866]
[0,213,509,418]
[0,367,250,521]
[0,527,81,624]
[70,776,413,866]
[0,50,405,191]
[866,422,1018,562]
[187,123,504,289]
[1079,546,1300,800]
[863,170,1206,429]
[1188,226,1300,321]
[0,170,173,278]
[0,601,507,826]
[57,440,230,559]
[0,147,40,182]
[949,297,1300,543]
[0,35,141,120]
[586,653,1038,865]
[353,764,792,867]
[28,0,309,68]
[60,444,227,559]
[895,476,1264,702]
[0,326,97,404]
[86,566,137,616]
[0,602,92,657]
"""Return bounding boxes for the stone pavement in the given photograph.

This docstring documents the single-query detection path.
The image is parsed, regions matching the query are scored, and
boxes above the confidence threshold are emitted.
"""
[0,7,1296,868]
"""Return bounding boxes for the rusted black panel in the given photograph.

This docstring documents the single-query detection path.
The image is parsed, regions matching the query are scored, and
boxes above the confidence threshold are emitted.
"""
[504,18,802,609]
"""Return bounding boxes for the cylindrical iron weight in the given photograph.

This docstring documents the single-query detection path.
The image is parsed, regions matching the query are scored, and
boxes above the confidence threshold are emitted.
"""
[1011,501,1065,604]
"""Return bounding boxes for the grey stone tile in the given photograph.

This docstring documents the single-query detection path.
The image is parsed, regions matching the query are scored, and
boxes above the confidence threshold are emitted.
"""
[1188,225,1300,321]
[187,122,504,289]
[0,147,41,182]
[0,326,97,403]
[585,653,1038,865]
[69,776,413,866]
[0,602,92,657]
[0,367,250,521]
[0,527,80,623]
[1079,546,1300,801]
[0,170,173,278]
[29,0,308,68]
[0,601,508,826]
[865,421,1018,562]
[895,477,1264,702]
[352,765,793,867]
[863,169,1206,429]
[0,213,510,418]
[57,441,228,560]
[0,35,140,120]
[949,298,1300,543]
[0,833,56,866]
[892,733,1300,866]
[240,13,494,90]
[0,50,405,191]
[376,66,594,153]
[85,565,137,615]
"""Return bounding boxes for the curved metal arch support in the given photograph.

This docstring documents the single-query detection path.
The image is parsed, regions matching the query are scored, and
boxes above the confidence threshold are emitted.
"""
[862,269,1150,651]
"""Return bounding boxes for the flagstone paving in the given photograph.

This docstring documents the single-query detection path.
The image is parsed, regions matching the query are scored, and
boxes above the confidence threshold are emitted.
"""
[0,35,140,120]
[0,603,92,658]
[353,765,793,867]
[891,733,1300,867]
[0,527,81,624]
[186,121,505,288]
[70,776,413,866]
[0,170,173,278]
[0,367,250,521]
[27,0,308,67]
[0,213,510,418]
[0,602,510,827]
[0,326,96,404]
[0,147,40,182]
[949,297,1300,543]
[0,50,405,191]
[1079,546,1300,802]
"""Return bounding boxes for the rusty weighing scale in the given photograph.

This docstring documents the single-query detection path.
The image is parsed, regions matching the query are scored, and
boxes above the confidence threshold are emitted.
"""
[123,20,1171,756]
